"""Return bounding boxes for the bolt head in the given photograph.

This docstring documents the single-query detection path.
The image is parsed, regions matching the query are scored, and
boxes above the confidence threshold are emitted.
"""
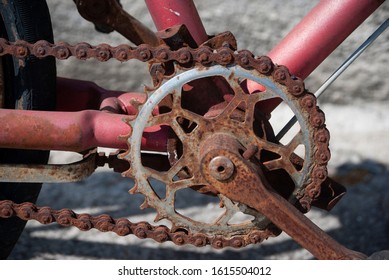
[208,156,235,181]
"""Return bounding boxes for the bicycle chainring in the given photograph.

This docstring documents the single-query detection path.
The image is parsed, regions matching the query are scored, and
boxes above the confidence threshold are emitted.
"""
[122,62,329,239]
[0,37,330,248]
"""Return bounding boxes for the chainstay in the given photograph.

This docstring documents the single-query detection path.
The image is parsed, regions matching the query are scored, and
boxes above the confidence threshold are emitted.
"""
[0,36,330,247]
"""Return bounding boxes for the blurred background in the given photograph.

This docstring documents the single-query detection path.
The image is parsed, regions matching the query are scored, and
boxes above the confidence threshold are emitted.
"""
[8,0,389,259]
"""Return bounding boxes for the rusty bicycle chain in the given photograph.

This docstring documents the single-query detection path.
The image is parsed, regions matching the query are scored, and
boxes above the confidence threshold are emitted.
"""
[0,37,330,248]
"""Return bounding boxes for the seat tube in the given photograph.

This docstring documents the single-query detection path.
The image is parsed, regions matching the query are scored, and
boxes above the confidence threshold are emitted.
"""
[145,0,208,45]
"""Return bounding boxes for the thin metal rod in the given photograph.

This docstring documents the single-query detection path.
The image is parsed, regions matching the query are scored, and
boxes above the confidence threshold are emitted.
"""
[276,115,297,141]
[276,19,388,141]
[315,19,389,99]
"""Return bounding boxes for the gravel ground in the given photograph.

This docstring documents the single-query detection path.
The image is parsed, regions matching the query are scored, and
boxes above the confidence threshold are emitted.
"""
[6,0,389,259]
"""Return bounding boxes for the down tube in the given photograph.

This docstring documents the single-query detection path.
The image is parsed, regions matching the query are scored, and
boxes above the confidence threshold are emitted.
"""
[268,0,385,79]
[247,0,384,112]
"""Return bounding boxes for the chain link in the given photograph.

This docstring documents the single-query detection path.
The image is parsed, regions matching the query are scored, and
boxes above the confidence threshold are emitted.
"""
[0,37,329,248]
[0,200,277,248]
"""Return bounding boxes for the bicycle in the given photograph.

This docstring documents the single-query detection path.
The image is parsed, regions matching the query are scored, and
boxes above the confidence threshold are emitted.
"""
[0,0,388,260]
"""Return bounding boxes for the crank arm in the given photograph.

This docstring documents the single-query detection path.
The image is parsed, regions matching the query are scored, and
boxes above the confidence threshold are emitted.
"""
[200,133,366,259]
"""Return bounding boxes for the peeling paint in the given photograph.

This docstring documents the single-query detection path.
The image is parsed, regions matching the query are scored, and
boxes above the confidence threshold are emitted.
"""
[164,7,181,17]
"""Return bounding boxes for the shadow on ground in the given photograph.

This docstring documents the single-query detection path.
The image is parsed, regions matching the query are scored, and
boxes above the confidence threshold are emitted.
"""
[7,160,389,259]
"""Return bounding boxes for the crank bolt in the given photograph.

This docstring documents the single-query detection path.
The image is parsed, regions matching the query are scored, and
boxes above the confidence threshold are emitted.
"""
[209,156,235,181]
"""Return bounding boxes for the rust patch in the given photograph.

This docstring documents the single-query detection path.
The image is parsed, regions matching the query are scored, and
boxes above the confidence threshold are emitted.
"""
[74,0,159,46]
[0,153,97,183]
[0,110,84,151]
[199,133,365,260]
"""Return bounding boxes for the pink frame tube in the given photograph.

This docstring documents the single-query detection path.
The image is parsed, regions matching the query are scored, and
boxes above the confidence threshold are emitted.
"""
[145,0,208,45]
[0,109,168,152]
[267,0,384,79]
[247,0,384,113]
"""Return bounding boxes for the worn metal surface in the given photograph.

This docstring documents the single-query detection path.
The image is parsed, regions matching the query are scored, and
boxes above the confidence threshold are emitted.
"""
[156,24,198,49]
[0,199,275,248]
[201,31,237,51]
[0,33,338,253]
[0,109,128,151]
[74,0,159,46]
[208,156,235,181]
[0,151,132,183]
[199,133,366,259]
[145,0,208,45]
[0,153,97,183]
[124,62,330,242]
[0,34,293,154]
[0,108,169,152]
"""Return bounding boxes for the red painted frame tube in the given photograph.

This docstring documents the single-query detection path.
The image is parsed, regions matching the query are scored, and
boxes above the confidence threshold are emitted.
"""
[56,77,131,112]
[56,77,111,112]
[247,0,384,113]
[145,0,208,45]
[268,0,384,79]
[56,77,156,116]
[0,109,168,152]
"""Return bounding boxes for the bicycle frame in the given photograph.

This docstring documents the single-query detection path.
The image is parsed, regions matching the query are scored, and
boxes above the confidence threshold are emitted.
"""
[0,0,384,156]
[0,0,385,155]
[0,0,387,261]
